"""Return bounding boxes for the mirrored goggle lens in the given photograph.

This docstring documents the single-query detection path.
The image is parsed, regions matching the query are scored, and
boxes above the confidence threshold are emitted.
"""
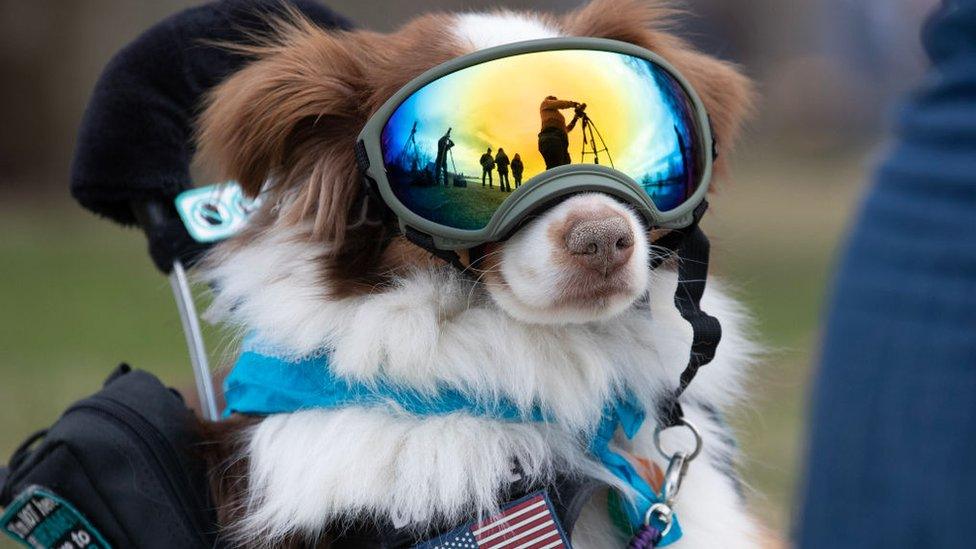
[380,49,706,231]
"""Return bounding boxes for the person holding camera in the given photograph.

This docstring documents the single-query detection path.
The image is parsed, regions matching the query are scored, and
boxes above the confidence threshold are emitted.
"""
[435,128,454,186]
[538,95,583,169]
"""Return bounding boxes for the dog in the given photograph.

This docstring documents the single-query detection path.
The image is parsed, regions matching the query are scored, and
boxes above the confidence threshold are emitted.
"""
[195,1,763,547]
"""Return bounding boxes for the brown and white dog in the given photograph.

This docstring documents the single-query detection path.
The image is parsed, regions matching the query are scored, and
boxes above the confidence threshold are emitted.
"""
[196,1,763,547]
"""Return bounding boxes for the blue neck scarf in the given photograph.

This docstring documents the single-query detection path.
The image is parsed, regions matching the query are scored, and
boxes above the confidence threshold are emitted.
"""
[224,335,681,545]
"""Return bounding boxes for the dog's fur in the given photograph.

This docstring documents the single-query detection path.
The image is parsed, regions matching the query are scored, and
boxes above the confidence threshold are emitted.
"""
[196,1,762,547]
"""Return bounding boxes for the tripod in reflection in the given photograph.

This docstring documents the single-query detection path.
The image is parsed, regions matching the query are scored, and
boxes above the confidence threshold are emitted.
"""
[575,106,614,168]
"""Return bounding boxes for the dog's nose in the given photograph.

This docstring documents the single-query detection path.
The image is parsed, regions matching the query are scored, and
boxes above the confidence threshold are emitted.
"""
[565,214,635,276]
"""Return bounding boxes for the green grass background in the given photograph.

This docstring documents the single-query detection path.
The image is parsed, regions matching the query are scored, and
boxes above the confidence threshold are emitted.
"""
[0,147,868,541]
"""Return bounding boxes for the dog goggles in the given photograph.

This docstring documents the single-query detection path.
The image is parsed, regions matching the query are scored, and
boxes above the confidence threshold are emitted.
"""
[356,38,714,250]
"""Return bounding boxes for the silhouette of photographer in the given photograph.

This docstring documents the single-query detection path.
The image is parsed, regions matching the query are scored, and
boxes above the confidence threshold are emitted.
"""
[434,128,454,186]
[538,95,583,169]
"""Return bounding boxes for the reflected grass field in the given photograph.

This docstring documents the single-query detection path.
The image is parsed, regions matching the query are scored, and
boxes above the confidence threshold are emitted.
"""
[392,174,512,229]
[0,147,868,540]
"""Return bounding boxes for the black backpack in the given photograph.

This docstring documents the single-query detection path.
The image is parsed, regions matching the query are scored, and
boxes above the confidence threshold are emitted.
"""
[0,365,218,548]
[4,2,355,547]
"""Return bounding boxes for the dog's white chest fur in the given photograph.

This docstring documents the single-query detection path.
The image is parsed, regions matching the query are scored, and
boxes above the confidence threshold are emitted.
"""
[205,228,763,547]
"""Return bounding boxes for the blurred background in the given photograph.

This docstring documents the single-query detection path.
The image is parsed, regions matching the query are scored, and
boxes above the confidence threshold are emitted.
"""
[0,0,939,541]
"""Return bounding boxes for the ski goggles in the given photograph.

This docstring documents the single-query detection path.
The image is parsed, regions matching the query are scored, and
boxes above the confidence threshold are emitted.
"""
[356,38,714,250]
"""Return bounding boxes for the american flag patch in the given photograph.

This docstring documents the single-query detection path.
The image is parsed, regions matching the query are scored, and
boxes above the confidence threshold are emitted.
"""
[414,491,569,549]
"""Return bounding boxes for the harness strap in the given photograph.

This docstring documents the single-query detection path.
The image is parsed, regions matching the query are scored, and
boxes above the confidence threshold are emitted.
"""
[373,475,605,548]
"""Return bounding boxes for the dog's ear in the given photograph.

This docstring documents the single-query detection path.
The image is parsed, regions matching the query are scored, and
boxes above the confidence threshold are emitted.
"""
[196,15,374,241]
[563,0,755,179]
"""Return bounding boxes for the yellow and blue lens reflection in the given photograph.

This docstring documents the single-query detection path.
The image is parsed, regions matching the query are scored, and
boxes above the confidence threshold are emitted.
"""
[381,49,701,230]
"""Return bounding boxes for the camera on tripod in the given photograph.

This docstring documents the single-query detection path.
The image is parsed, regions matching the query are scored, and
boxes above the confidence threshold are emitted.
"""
[570,102,614,168]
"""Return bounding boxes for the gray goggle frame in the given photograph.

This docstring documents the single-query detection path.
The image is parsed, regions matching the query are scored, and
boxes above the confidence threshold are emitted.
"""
[356,37,715,250]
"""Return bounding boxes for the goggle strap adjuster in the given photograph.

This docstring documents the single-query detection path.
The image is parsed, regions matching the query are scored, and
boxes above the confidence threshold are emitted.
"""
[354,139,371,173]
[404,227,473,275]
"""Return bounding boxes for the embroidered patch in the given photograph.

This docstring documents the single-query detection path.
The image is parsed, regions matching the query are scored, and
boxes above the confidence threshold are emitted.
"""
[1,485,110,548]
[414,491,569,549]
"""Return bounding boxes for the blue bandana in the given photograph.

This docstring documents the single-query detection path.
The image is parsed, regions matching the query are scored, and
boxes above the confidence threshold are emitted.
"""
[224,335,682,545]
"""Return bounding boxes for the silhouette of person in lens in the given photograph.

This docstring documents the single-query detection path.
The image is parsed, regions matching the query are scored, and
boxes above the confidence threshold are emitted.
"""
[495,148,511,192]
[434,128,454,186]
[480,147,495,187]
[538,95,583,169]
[511,153,524,189]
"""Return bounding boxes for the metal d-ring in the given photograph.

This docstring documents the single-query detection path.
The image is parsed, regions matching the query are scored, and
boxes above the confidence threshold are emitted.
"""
[652,418,703,512]
[644,502,674,538]
[653,417,703,463]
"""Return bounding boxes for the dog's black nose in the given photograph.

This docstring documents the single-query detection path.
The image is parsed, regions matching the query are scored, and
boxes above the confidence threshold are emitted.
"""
[565,215,635,276]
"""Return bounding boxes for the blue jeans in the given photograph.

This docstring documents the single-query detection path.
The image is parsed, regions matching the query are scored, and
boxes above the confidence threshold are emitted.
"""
[800,1,976,547]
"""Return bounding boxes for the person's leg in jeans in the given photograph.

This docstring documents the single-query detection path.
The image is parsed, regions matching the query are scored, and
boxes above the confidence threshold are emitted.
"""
[538,128,571,169]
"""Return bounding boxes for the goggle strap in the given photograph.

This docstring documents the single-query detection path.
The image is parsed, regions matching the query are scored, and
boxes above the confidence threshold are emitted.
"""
[356,140,403,234]
[404,227,477,277]
[648,201,708,270]
[655,211,721,429]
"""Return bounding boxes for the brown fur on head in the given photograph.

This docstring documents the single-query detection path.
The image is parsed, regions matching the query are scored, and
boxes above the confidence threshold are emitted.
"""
[563,0,755,174]
[195,0,754,298]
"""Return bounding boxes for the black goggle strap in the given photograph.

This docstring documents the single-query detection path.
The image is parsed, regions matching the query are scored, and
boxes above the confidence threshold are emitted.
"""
[653,201,722,429]
[357,139,488,279]
[403,227,489,280]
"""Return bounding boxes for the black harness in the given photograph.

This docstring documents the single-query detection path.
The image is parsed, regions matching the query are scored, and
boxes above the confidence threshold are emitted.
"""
[323,475,601,548]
